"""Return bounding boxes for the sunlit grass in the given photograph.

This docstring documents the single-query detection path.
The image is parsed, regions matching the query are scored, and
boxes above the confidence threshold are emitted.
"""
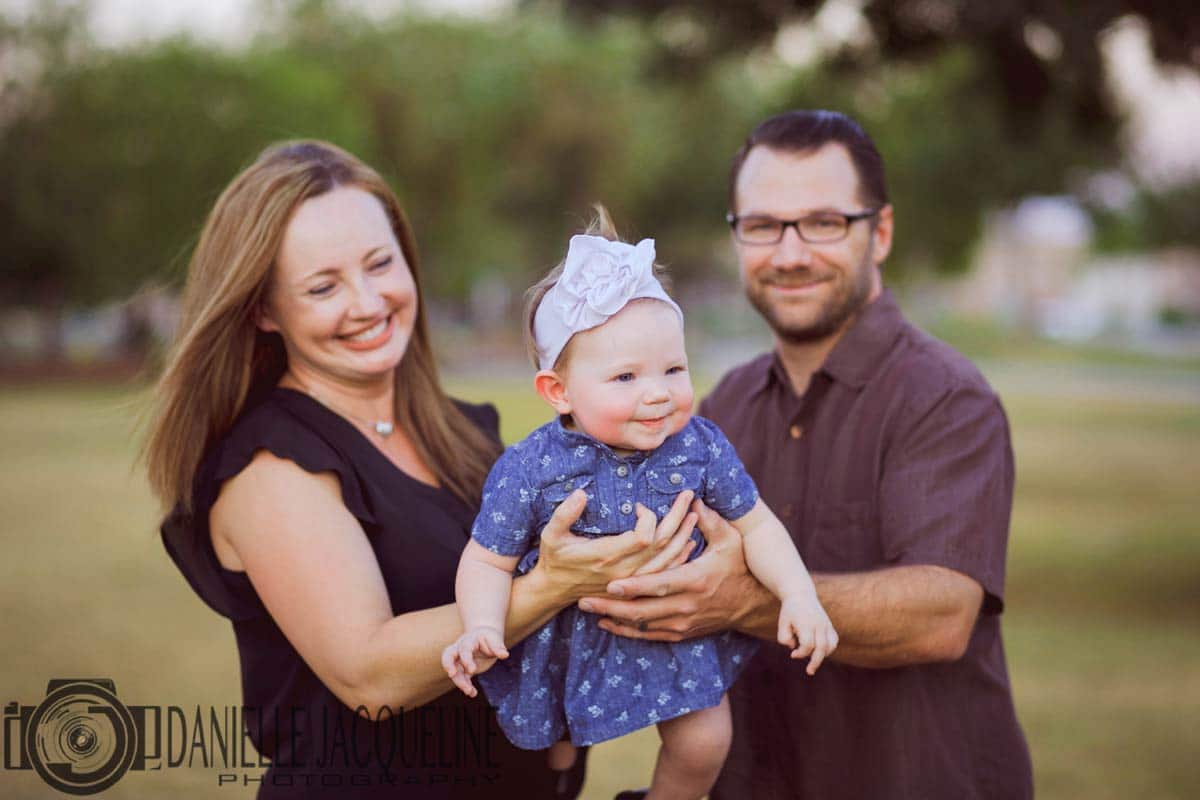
[0,378,1196,799]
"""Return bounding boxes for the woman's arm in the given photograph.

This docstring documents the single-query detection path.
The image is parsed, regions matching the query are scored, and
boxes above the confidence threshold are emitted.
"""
[212,455,700,715]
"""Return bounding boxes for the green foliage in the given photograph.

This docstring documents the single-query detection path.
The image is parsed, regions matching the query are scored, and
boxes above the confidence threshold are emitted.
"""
[0,1,1194,307]
[1,20,367,304]
[765,45,1116,276]
[0,5,768,305]
[1091,181,1200,254]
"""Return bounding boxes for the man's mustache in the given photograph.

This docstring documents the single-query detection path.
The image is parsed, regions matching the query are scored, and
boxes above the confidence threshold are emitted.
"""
[759,268,833,287]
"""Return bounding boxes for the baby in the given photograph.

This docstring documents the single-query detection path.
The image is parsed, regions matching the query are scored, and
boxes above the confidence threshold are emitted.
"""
[444,217,837,800]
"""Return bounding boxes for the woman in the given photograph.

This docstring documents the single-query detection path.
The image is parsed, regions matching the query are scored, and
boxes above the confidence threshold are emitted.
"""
[143,141,697,799]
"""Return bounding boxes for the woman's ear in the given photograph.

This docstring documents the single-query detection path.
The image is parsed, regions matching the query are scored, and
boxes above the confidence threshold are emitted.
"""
[533,369,572,416]
[255,301,280,334]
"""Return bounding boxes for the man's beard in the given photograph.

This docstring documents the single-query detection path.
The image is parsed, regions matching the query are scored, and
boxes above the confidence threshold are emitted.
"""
[745,239,876,345]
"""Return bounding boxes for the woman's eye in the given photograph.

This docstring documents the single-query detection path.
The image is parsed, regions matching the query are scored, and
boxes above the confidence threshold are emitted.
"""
[369,256,393,272]
[308,284,334,297]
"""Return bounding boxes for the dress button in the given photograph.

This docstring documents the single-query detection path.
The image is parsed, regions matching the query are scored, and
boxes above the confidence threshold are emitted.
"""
[620,501,634,515]
[669,472,683,485]
[789,424,804,440]
[782,503,795,518]
[564,480,574,490]
[616,464,629,478]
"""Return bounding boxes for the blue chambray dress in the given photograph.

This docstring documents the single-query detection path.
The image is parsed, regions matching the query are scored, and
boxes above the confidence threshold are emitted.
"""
[471,415,761,749]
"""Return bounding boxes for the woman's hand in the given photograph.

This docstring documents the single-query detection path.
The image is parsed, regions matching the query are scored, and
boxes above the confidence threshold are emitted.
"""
[530,488,699,606]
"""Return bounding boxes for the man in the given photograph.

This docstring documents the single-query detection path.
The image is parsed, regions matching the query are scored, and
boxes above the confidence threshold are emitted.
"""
[583,110,1033,798]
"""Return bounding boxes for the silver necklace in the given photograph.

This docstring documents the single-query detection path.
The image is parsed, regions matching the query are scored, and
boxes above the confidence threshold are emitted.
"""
[300,388,395,438]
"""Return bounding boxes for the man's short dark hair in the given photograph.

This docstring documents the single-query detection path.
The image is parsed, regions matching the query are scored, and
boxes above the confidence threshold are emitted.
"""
[728,109,889,212]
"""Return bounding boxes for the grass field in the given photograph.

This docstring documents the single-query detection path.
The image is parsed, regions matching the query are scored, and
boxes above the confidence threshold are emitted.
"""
[1,368,1198,798]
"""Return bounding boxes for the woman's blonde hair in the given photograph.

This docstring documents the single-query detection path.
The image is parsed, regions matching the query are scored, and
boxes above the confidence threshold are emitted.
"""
[144,140,500,511]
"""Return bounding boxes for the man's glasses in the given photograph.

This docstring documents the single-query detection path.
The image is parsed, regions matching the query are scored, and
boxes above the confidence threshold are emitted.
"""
[726,208,880,245]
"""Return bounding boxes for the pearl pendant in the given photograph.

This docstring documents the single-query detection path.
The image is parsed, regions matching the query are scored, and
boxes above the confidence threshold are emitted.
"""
[374,421,394,437]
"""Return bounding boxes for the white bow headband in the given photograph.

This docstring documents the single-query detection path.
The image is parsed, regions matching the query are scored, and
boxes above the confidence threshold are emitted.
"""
[533,234,683,370]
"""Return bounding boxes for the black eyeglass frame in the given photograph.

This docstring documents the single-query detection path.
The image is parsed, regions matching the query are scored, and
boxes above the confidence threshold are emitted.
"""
[725,208,882,245]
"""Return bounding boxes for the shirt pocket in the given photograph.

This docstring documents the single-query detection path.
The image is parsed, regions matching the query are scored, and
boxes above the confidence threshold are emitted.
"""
[540,472,596,505]
[644,464,704,517]
[537,473,598,535]
[807,500,878,572]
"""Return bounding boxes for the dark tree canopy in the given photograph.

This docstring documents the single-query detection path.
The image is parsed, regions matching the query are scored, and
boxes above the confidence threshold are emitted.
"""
[559,0,1198,137]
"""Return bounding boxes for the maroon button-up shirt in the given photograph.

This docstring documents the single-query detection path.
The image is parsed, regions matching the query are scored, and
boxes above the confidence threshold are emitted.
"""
[703,290,1032,800]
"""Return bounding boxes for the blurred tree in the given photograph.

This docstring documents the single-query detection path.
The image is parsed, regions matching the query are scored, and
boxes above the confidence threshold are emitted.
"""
[0,34,366,308]
[558,1,1198,133]
[555,0,1200,274]
[2,0,1196,336]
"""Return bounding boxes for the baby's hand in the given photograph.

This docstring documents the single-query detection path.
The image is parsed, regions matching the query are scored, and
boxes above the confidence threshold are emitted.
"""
[777,595,838,675]
[441,625,509,697]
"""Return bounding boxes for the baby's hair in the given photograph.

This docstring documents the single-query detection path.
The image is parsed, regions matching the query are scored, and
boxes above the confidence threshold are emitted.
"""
[523,204,672,370]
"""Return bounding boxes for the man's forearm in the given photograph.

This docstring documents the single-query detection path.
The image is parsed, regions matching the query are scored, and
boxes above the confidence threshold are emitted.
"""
[736,564,983,668]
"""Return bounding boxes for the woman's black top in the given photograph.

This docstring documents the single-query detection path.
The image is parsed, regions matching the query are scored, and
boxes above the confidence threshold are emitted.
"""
[161,388,559,798]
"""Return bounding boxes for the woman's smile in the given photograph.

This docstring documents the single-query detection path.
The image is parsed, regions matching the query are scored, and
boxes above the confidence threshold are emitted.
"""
[340,314,394,350]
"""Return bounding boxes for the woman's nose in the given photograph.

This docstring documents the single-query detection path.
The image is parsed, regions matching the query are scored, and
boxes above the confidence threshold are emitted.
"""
[349,275,387,317]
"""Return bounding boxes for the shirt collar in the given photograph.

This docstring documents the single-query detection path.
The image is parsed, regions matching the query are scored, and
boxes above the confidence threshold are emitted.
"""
[818,288,904,389]
[738,352,779,399]
[551,416,648,463]
[752,288,904,396]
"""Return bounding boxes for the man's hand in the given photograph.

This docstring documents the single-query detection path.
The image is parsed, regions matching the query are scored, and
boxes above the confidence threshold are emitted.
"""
[580,499,777,641]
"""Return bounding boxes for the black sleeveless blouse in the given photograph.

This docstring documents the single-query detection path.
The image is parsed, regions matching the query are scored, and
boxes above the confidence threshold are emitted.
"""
[161,388,557,798]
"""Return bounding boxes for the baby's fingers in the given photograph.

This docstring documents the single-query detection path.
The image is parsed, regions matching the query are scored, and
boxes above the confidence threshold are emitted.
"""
[458,640,479,675]
[479,631,509,660]
[450,668,477,697]
[805,626,839,675]
[442,648,476,696]
[441,644,459,678]
[789,626,816,661]
[777,618,798,649]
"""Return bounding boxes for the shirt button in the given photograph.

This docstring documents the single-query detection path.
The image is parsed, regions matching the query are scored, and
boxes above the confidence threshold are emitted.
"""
[669,472,683,485]
[564,480,574,490]
[782,503,795,518]
[789,424,804,440]
[620,501,634,515]
[616,464,629,478]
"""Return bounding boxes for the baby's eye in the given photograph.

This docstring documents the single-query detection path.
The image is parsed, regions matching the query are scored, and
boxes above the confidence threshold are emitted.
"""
[667,365,687,375]
[368,256,393,272]
[614,372,635,383]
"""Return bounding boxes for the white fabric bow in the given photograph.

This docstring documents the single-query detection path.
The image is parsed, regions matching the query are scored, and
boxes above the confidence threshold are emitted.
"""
[533,234,682,370]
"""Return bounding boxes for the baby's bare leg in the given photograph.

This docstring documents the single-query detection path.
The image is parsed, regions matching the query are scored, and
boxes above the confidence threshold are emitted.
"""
[647,694,732,800]
[546,740,577,770]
